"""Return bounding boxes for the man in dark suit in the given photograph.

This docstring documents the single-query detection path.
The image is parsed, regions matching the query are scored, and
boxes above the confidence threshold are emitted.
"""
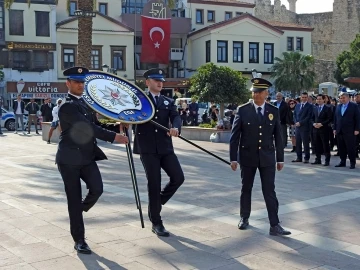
[188,97,199,126]
[292,92,313,163]
[56,66,129,254]
[229,78,291,236]
[310,94,333,166]
[40,98,55,122]
[333,92,360,169]
[13,95,25,134]
[133,68,184,237]
[273,92,289,148]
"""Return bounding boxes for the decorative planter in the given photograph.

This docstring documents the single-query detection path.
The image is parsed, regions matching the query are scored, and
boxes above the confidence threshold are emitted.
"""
[180,126,231,143]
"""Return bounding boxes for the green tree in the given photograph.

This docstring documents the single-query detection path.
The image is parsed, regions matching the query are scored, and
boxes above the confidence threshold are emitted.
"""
[189,63,248,117]
[270,51,316,96]
[335,34,360,88]
[5,0,96,67]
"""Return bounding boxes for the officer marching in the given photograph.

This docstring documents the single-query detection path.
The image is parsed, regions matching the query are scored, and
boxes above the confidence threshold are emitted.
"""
[229,78,291,236]
[56,66,129,254]
[133,68,184,237]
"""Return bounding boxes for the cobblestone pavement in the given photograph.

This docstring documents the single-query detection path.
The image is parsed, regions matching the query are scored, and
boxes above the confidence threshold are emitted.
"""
[0,130,359,270]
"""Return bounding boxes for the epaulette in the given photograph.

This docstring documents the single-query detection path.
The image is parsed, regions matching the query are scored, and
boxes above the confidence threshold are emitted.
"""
[267,103,277,108]
[163,95,174,103]
[238,102,251,109]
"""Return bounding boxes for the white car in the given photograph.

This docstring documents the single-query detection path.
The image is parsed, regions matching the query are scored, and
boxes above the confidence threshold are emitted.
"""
[1,108,29,131]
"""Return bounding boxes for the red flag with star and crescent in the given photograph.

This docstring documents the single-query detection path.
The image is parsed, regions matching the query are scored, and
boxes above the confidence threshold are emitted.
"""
[141,15,171,64]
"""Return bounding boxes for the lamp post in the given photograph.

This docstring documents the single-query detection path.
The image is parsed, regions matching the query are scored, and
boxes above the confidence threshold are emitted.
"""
[102,64,117,75]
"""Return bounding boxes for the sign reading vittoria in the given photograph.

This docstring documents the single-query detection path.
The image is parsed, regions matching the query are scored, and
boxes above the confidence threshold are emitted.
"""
[83,71,155,124]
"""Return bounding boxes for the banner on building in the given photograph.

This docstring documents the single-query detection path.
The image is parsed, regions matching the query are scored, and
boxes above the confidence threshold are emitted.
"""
[141,15,171,64]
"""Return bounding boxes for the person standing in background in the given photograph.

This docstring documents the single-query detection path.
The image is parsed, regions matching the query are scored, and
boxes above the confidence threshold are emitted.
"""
[25,99,40,134]
[13,95,25,134]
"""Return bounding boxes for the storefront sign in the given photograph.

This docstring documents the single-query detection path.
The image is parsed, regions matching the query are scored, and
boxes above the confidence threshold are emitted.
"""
[6,42,56,51]
[7,81,67,94]
[10,93,68,99]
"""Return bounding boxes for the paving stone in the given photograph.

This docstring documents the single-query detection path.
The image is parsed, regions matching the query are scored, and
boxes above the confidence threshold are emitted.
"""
[232,254,299,269]
[4,217,49,231]
[30,256,88,270]
[0,262,36,270]
[0,249,24,267]
[0,230,41,249]
[20,224,69,241]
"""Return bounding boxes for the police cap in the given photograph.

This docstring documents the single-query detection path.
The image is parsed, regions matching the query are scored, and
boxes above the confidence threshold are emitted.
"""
[63,66,89,82]
[143,68,166,82]
[250,78,272,92]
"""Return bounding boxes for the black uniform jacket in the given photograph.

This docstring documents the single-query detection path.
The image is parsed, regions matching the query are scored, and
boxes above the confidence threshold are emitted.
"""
[229,102,284,167]
[133,94,181,155]
[56,94,116,166]
[310,105,333,133]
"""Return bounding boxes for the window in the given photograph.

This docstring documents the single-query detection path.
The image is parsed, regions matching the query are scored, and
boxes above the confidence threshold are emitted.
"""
[225,12,232,20]
[196,9,203,24]
[264,43,274,64]
[111,46,126,71]
[69,1,77,16]
[296,37,303,51]
[233,41,243,62]
[99,3,108,15]
[217,41,228,62]
[9,10,24,36]
[236,12,243,16]
[33,51,48,68]
[12,51,28,68]
[249,42,259,63]
[35,11,50,37]
[206,40,211,62]
[207,11,215,22]
[180,10,185,17]
[0,6,3,29]
[287,37,294,51]
[91,47,102,69]
[62,45,76,69]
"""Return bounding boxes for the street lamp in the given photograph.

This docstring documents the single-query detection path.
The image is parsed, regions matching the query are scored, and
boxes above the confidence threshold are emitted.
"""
[74,10,97,17]
[102,64,117,75]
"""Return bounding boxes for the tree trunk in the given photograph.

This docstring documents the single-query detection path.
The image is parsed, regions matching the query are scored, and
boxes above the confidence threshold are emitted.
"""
[220,103,225,119]
[77,0,93,68]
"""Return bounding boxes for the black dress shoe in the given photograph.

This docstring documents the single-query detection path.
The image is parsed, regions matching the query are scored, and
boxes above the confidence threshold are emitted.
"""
[269,224,291,236]
[311,160,321,165]
[335,163,346,167]
[323,162,330,166]
[350,164,355,169]
[303,160,309,164]
[292,159,302,162]
[238,218,249,230]
[152,223,170,237]
[74,239,91,254]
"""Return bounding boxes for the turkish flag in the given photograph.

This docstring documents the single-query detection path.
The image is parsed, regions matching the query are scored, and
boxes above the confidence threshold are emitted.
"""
[141,16,171,64]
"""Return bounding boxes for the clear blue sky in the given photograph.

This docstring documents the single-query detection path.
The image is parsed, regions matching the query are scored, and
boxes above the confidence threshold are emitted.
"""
[275,0,333,14]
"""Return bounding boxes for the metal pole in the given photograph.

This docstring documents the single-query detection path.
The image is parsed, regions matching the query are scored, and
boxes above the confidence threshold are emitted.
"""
[123,127,145,228]
[150,120,231,165]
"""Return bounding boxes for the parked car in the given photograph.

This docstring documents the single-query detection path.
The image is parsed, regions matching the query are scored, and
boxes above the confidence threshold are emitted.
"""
[1,108,30,131]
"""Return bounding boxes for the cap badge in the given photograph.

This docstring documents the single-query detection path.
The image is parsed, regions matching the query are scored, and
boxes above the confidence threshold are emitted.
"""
[159,70,162,74]
[254,79,259,84]
[268,113,273,121]
[78,68,83,73]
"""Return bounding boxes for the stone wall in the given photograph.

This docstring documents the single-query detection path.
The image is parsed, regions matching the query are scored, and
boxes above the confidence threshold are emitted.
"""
[255,0,360,83]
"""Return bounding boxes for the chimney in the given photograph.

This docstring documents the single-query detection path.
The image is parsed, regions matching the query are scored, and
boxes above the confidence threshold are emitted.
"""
[287,0,297,13]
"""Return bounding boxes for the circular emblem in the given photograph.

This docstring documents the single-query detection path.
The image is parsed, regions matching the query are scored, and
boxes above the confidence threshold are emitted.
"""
[268,113,274,121]
[159,70,162,74]
[254,79,259,84]
[78,68,83,73]
[164,100,169,105]
[82,71,155,124]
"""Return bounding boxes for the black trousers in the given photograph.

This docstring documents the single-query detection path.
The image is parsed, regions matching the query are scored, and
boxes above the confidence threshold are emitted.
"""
[314,129,331,162]
[280,124,287,148]
[337,132,357,165]
[240,165,279,227]
[140,152,184,225]
[295,128,310,160]
[58,161,103,241]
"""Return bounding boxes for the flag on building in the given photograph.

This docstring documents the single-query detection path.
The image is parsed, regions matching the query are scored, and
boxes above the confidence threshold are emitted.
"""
[141,15,171,64]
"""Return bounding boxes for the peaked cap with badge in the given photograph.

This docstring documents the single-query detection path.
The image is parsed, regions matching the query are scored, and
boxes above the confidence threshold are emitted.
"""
[250,78,272,92]
[63,66,89,82]
[144,68,166,82]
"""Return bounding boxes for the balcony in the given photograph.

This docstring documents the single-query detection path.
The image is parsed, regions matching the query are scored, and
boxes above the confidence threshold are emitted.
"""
[170,48,183,61]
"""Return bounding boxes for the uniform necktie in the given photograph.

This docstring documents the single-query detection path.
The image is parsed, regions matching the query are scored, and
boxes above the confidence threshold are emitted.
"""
[257,107,263,122]
[155,96,159,105]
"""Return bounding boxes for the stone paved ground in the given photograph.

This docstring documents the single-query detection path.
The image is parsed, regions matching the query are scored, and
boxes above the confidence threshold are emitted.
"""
[0,129,360,270]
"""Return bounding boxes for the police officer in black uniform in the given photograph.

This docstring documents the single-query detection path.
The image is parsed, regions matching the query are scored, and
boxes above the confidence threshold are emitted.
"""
[229,78,291,236]
[56,66,129,254]
[133,68,184,237]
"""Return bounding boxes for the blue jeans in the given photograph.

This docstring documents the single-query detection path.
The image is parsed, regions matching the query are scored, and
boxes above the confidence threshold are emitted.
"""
[15,114,25,131]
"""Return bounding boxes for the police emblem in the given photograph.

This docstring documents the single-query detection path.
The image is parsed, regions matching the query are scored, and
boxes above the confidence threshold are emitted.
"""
[268,113,274,121]
[82,71,155,124]
[159,70,162,74]
[164,100,169,105]
[254,79,259,84]
[78,68,83,73]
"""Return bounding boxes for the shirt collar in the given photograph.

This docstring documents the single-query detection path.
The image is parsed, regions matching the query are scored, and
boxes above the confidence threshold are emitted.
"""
[343,102,349,107]
[254,102,265,111]
[68,92,82,99]
[150,92,160,99]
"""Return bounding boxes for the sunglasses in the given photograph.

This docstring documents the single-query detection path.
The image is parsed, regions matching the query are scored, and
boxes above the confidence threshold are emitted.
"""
[290,103,295,105]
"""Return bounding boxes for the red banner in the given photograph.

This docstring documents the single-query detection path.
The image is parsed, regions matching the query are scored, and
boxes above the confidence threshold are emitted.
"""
[141,16,171,64]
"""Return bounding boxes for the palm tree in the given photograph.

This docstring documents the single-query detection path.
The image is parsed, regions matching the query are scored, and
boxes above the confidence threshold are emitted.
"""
[270,52,316,96]
[4,0,95,68]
